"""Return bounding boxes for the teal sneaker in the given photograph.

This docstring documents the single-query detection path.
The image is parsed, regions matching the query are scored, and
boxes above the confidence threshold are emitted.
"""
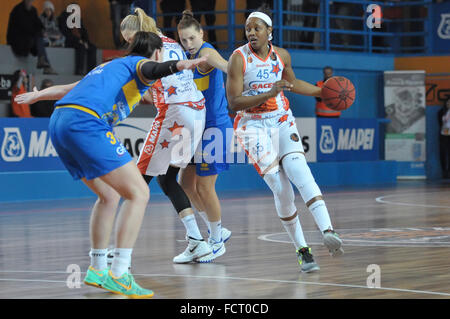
[102,270,154,299]
[83,266,108,289]
[297,247,320,273]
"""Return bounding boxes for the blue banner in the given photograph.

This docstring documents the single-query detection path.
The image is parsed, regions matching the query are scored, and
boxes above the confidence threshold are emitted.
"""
[0,118,65,172]
[317,118,379,162]
[432,2,450,54]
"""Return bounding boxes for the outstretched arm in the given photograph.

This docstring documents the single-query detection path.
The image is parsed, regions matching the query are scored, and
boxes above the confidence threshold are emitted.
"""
[140,55,208,82]
[278,47,321,98]
[14,81,80,105]
[198,47,228,73]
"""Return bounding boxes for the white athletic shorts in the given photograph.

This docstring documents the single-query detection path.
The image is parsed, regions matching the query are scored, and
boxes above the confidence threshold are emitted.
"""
[137,104,205,176]
[234,108,304,175]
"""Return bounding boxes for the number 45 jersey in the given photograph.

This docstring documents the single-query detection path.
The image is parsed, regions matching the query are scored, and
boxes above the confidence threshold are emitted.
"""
[151,35,205,109]
[233,43,290,115]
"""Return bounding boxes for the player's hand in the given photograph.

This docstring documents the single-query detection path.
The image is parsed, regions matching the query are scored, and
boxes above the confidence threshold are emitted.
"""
[176,55,209,71]
[268,80,293,98]
[14,86,40,104]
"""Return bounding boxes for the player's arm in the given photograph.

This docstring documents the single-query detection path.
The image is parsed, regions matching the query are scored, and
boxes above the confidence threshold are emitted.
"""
[141,90,154,105]
[140,56,208,82]
[198,47,228,73]
[226,52,292,112]
[278,47,321,98]
[14,81,80,105]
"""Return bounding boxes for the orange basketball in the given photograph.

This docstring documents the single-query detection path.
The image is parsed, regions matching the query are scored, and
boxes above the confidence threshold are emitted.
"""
[321,76,355,111]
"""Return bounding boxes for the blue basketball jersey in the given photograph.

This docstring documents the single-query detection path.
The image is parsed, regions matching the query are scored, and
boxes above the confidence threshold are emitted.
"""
[55,55,153,126]
[188,42,230,127]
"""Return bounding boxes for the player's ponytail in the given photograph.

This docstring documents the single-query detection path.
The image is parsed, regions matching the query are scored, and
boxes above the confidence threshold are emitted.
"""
[177,10,201,31]
[121,7,161,36]
[135,7,160,34]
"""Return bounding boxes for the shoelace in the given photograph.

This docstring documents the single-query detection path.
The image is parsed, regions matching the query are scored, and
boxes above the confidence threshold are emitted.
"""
[298,248,314,263]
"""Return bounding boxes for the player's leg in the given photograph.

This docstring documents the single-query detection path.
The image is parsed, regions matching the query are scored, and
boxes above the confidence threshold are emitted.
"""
[179,164,207,214]
[179,164,221,239]
[81,177,120,288]
[234,115,318,272]
[262,163,319,273]
[96,161,154,298]
[194,173,227,263]
[157,165,211,263]
[278,119,343,256]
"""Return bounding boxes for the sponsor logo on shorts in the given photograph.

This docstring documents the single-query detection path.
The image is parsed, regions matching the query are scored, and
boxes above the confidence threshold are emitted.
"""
[144,144,154,155]
[116,144,126,156]
[290,133,299,142]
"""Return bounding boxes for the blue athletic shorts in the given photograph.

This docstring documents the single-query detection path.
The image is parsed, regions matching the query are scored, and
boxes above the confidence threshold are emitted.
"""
[193,119,233,177]
[49,106,132,180]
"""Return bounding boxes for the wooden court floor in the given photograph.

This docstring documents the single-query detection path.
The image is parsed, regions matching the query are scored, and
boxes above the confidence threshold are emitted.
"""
[0,181,449,299]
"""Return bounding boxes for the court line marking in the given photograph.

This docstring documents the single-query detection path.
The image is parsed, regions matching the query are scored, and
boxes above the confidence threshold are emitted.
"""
[0,270,449,297]
[258,231,450,248]
[375,193,450,209]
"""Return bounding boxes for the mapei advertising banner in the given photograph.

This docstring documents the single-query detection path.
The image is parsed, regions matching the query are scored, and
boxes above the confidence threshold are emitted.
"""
[316,118,379,161]
[0,117,381,172]
[0,118,64,172]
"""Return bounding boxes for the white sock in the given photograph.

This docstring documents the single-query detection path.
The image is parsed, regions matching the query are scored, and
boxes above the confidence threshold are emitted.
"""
[89,248,108,270]
[308,200,332,232]
[181,214,203,240]
[197,211,210,232]
[209,220,222,242]
[111,248,132,278]
[281,217,308,250]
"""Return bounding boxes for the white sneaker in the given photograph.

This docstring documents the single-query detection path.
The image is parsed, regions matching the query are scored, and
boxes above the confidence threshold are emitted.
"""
[196,238,226,263]
[221,227,232,243]
[207,227,232,243]
[173,238,212,264]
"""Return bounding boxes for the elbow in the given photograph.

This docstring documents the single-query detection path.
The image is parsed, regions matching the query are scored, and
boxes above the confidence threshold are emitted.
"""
[227,98,239,112]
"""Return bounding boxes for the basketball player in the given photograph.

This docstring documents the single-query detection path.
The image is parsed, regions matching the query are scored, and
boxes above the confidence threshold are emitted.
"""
[226,9,343,272]
[14,32,208,296]
[119,8,213,263]
[176,10,233,262]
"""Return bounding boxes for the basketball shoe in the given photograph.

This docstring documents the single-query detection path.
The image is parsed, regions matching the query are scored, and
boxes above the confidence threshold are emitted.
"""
[83,266,108,288]
[297,247,320,273]
[196,238,226,263]
[323,229,344,256]
[173,237,212,263]
[208,227,232,243]
[102,270,154,299]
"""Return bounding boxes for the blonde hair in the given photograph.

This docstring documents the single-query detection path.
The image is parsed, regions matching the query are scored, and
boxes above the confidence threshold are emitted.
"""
[120,8,160,34]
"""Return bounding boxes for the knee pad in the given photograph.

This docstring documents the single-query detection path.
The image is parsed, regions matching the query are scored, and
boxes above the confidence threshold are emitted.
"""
[157,166,192,213]
[281,152,322,203]
[263,168,296,219]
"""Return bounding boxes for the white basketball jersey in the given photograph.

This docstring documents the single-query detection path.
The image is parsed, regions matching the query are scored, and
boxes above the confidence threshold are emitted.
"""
[151,36,204,109]
[233,43,289,115]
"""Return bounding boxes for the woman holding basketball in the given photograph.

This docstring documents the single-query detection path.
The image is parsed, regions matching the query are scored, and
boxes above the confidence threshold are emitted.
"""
[226,8,343,272]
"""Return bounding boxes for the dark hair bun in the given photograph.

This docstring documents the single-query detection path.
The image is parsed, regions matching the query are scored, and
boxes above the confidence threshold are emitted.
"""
[182,10,194,18]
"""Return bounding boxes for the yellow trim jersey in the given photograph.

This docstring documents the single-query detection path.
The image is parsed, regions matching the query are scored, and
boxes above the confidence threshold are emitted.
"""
[55,55,154,126]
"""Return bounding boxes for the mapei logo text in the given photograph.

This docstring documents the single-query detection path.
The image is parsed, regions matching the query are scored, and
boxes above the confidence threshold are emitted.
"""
[1,127,57,162]
[319,125,375,154]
